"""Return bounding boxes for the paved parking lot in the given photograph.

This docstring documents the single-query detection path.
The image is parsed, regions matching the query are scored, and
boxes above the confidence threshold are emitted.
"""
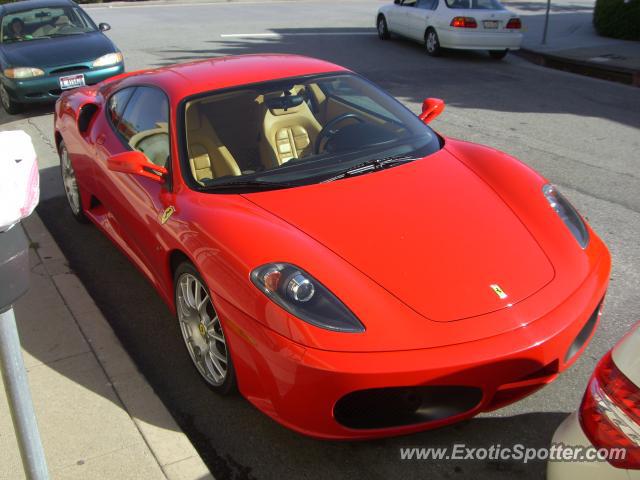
[2,1,639,479]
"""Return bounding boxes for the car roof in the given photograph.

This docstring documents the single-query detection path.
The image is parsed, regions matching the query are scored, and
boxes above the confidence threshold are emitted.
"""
[0,0,75,15]
[110,54,349,103]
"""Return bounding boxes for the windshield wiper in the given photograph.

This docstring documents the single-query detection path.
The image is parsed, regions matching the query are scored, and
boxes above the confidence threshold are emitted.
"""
[204,179,297,192]
[321,155,418,183]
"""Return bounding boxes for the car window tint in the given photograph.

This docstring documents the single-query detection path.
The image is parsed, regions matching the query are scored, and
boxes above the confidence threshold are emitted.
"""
[107,88,134,129]
[119,87,170,167]
[417,0,436,8]
[445,0,504,8]
[0,6,97,43]
[402,0,418,6]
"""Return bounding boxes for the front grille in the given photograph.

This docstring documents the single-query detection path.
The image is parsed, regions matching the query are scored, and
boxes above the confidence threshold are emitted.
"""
[334,386,483,429]
[49,65,90,75]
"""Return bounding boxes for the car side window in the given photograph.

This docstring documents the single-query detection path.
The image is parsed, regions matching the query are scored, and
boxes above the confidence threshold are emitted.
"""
[117,87,170,168]
[402,0,418,6]
[418,0,437,9]
[107,88,134,129]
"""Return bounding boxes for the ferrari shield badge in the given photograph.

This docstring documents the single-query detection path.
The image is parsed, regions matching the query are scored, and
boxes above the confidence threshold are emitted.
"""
[160,206,175,225]
[490,284,508,300]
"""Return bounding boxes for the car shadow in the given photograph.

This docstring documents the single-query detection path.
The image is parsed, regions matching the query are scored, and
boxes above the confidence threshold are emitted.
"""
[0,103,54,126]
[33,178,568,480]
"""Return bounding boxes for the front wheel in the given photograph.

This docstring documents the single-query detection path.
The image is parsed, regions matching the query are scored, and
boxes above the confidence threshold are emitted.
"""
[59,141,89,223]
[425,29,441,57]
[0,83,22,115]
[489,49,508,60]
[377,16,390,40]
[174,262,236,395]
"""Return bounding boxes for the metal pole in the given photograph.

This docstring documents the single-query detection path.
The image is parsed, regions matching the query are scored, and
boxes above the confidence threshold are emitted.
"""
[542,0,551,44]
[0,306,49,480]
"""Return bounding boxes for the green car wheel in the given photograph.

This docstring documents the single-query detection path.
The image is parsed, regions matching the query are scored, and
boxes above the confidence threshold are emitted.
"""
[0,84,21,115]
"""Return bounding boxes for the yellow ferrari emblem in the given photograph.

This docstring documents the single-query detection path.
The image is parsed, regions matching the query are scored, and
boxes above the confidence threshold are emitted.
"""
[490,284,508,300]
[198,323,207,337]
[160,206,175,225]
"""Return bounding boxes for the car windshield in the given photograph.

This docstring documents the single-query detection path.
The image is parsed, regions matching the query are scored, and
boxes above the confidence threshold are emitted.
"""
[445,0,505,9]
[182,73,441,192]
[0,6,97,44]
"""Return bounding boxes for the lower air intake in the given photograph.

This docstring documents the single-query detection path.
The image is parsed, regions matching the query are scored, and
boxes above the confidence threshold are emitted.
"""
[334,385,483,429]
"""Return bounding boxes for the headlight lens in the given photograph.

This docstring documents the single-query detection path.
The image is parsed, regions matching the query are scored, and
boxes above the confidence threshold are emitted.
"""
[4,67,45,79]
[251,263,365,333]
[92,52,123,68]
[543,184,589,248]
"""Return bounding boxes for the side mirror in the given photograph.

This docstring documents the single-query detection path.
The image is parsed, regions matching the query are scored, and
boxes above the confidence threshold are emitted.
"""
[107,151,167,183]
[394,0,401,4]
[99,23,111,32]
[419,98,445,124]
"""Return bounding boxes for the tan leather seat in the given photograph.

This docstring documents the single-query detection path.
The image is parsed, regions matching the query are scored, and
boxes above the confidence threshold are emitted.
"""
[129,122,169,167]
[185,104,241,183]
[259,98,322,167]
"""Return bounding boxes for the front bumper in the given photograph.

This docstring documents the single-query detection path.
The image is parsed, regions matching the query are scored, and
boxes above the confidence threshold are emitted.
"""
[1,63,124,104]
[217,250,610,439]
[438,28,523,50]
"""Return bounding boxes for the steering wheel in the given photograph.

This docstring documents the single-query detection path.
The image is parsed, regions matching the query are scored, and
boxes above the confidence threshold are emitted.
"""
[314,113,365,154]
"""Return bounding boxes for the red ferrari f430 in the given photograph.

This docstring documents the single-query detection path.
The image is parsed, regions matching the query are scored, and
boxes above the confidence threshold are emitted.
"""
[54,54,611,439]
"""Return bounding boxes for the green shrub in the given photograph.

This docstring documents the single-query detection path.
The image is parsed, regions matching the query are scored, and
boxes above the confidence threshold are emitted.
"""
[593,0,640,40]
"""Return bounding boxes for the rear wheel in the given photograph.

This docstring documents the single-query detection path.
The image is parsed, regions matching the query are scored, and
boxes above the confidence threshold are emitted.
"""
[174,262,236,395]
[59,141,89,223]
[425,28,441,57]
[377,15,390,40]
[0,83,22,115]
[489,49,508,60]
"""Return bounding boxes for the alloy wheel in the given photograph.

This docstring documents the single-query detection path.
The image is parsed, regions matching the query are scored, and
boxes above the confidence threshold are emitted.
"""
[177,273,229,386]
[60,147,81,215]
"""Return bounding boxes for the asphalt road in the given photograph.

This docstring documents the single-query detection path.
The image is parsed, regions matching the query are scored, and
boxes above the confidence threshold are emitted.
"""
[2,1,640,479]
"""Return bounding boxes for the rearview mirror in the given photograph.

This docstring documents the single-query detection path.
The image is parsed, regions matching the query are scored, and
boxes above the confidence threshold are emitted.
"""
[107,151,167,183]
[419,98,445,124]
[99,23,111,32]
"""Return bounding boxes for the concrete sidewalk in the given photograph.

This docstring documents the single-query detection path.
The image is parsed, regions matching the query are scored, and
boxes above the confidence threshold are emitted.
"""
[505,0,640,85]
[0,214,212,480]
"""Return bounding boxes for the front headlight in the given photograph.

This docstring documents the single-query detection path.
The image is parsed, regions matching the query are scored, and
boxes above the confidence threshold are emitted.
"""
[251,263,365,333]
[92,52,123,68]
[4,67,45,79]
[543,184,589,248]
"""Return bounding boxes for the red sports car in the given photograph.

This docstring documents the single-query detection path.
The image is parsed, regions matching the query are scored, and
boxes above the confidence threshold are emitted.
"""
[54,54,611,439]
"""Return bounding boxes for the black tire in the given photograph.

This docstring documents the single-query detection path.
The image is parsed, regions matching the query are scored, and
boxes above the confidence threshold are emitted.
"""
[377,15,390,40]
[174,262,237,395]
[489,49,508,60]
[59,141,89,223]
[0,83,22,115]
[425,28,441,57]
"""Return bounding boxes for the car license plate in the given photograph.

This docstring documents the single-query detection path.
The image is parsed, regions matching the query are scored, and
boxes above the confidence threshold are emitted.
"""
[483,20,499,29]
[59,74,86,90]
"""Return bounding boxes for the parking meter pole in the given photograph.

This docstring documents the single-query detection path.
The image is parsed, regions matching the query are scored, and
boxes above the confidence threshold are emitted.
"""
[0,306,49,480]
[542,0,551,44]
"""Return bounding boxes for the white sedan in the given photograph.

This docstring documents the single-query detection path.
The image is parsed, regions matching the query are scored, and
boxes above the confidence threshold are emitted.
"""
[376,0,523,59]
[548,321,640,479]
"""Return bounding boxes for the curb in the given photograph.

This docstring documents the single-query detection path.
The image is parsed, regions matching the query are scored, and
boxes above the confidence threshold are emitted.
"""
[21,212,214,480]
[516,48,640,87]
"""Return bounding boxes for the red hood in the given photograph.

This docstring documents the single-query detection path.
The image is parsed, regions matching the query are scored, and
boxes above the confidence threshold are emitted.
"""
[243,148,554,322]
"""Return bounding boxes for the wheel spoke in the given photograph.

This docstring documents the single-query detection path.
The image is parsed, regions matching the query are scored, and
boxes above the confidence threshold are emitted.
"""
[210,348,227,363]
[197,292,209,315]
